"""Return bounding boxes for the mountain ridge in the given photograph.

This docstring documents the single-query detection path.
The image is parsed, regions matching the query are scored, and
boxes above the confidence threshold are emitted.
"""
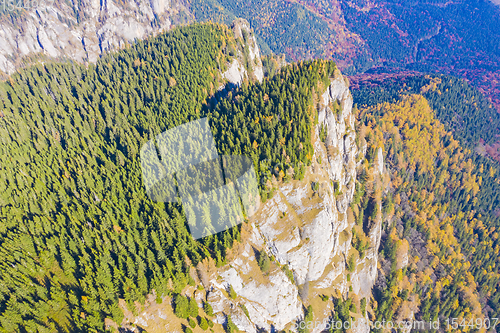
[115,64,386,333]
[1,13,500,333]
[2,0,500,116]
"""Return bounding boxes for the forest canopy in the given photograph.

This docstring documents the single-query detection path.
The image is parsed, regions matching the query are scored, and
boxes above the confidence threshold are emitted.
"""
[354,81,500,330]
[0,22,337,332]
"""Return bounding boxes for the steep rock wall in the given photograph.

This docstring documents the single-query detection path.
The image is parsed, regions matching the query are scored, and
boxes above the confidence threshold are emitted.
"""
[0,0,186,74]
[221,19,264,86]
[203,72,384,332]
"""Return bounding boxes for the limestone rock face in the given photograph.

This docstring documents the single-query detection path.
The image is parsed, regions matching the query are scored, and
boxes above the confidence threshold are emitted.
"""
[223,59,248,87]
[318,72,357,200]
[206,71,385,332]
[207,237,303,331]
[222,19,264,86]
[0,0,184,74]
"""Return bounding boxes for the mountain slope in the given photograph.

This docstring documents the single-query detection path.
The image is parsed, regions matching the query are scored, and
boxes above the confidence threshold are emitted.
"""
[0,20,343,332]
[1,15,500,333]
[351,74,500,148]
[101,62,386,333]
[0,21,251,331]
[355,91,500,331]
[190,0,500,113]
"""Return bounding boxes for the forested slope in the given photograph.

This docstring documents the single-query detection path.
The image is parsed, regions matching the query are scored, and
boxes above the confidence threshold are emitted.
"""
[0,22,336,332]
[1,15,499,333]
[352,74,500,147]
[352,78,500,331]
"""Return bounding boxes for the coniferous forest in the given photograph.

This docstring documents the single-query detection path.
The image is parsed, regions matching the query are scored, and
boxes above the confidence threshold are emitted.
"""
[0,22,337,332]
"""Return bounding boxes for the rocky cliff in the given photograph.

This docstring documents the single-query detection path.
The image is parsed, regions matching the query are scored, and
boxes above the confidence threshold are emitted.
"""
[0,1,268,81]
[120,69,385,332]
[0,0,188,74]
[202,71,384,333]
[221,19,264,86]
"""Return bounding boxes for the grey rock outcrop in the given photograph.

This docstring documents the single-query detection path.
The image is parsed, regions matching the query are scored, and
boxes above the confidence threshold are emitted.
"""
[206,71,384,332]
[318,72,357,200]
[207,242,302,332]
[0,0,186,74]
[222,19,264,86]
